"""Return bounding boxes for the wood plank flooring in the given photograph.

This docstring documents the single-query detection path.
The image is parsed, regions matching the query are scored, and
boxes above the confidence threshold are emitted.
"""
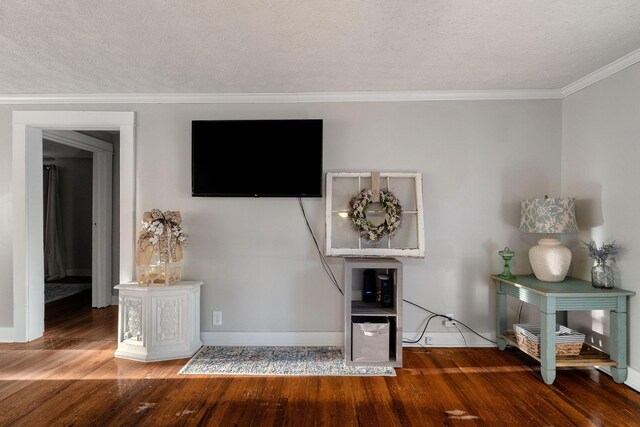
[1,292,639,426]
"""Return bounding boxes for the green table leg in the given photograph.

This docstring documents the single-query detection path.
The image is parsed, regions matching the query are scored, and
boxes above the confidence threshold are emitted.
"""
[610,297,628,383]
[496,283,507,350]
[540,297,557,385]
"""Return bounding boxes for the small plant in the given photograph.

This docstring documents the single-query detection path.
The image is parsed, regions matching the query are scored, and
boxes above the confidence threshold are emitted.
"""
[583,240,620,263]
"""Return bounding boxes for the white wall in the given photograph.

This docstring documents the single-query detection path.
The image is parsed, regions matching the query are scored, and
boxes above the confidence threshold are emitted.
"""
[0,100,561,339]
[562,62,640,371]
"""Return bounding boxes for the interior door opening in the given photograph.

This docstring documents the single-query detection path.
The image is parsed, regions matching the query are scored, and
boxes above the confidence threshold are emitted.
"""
[41,130,117,322]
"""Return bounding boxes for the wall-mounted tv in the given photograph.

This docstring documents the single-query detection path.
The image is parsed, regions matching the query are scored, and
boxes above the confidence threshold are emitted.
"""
[192,119,323,197]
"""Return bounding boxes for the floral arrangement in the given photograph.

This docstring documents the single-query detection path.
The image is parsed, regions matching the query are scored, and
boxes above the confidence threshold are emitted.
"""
[137,209,188,265]
[348,188,402,241]
[584,240,619,263]
[142,216,188,246]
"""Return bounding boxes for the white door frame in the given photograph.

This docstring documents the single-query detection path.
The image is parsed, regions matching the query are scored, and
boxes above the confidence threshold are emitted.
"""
[43,130,113,308]
[12,111,135,342]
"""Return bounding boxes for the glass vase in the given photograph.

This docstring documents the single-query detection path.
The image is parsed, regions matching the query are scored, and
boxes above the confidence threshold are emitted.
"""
[591,259,614,289]
[137,249,182,286]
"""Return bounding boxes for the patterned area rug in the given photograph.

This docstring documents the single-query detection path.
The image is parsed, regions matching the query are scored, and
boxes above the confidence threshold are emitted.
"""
[45,282,92,303]
[179,346,396,376]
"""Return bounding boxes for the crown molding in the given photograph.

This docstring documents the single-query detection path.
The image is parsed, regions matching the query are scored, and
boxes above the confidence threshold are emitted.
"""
[2,45,638,105]
[0,89,562,105]
[562,47,640,97]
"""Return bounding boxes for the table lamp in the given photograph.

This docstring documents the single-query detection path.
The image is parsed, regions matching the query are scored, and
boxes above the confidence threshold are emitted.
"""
[519,196,578,282]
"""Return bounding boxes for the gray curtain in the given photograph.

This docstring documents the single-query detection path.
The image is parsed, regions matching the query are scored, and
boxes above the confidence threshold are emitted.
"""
[44,165,66,280]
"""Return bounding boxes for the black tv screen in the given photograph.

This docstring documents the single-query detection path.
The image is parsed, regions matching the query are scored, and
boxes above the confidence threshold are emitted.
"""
[192,119,323,197]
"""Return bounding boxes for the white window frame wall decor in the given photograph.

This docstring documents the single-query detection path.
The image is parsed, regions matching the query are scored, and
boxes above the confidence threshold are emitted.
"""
[325,172,424,258]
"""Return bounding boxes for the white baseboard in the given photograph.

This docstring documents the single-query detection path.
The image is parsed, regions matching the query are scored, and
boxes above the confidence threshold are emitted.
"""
[402,331,495,348]
[199,331,495,347]
[0,327,14,342]
[201,331,344,346]
[624,366,640,391]
[596,365,640,392]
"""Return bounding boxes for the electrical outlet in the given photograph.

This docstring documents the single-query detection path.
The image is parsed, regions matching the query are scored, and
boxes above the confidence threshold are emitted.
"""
[425,336,433,345]
[443,313,456,328]
[213,311,223,326]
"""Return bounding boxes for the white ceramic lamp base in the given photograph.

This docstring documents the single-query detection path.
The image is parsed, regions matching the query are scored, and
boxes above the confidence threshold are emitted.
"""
[528,237,572,282]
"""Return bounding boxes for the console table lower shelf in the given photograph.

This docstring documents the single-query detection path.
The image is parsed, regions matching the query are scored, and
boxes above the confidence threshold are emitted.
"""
[503,331,617,368]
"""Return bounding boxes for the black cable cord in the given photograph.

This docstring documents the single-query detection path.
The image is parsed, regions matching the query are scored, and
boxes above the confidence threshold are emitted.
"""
[403,298,439,316]
[298,198,343,295]
[298,198,500,342]
[402,314,437,344]
[445,317,497,345]
[403,298,497,345]
[455,324,468,347]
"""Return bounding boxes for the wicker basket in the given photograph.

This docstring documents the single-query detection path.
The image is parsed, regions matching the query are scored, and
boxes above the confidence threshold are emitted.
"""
[513,324,585,357]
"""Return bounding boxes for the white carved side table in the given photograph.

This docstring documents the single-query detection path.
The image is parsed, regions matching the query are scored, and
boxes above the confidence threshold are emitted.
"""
[114,280,203,362]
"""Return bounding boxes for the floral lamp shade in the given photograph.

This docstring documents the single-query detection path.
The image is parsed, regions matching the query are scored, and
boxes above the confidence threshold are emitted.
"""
[519,197,578,234]
[519,196,578,282]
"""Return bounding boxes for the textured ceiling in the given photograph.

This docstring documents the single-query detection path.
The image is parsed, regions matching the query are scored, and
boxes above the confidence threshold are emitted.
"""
[1,1,639,95]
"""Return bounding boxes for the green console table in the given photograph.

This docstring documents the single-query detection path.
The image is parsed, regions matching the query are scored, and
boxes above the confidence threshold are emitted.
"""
[491,274,635,385]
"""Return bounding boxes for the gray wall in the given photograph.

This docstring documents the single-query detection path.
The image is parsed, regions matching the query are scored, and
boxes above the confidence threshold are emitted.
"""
[0,100,562,338]
[562,62,640,370]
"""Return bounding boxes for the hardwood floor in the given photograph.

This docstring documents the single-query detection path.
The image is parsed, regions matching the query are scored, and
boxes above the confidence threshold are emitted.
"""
[1,296,639,426]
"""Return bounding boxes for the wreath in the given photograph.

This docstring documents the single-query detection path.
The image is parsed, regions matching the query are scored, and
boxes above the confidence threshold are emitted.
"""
[348,188,402,241]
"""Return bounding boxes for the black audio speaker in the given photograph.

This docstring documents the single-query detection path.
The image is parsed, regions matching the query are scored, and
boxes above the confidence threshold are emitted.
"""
[362,269,377,302]
[379,273,393,308]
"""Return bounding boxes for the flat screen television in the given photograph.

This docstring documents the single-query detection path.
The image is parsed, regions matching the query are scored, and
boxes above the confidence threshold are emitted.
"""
[191,119,323,197]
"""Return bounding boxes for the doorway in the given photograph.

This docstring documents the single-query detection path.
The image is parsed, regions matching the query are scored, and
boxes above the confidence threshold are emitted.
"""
[42,131,116,314]
[12,111,135,342]
[42,130,114,309]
